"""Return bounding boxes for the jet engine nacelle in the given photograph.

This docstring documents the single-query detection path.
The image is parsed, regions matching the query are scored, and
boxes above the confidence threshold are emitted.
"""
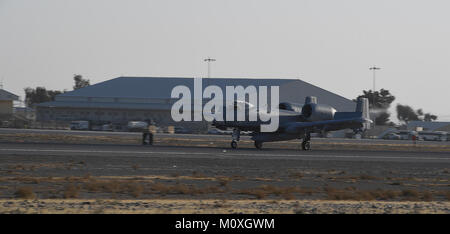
[301,103,336,121]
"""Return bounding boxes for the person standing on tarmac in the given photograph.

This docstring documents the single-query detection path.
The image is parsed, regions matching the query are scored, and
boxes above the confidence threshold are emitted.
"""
[142,120,155,145]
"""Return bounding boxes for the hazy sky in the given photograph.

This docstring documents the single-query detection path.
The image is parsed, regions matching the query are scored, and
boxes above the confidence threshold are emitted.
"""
[1,0,449,121]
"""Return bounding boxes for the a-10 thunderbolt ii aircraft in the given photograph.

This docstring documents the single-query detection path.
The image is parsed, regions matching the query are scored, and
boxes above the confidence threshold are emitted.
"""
[212,96,372,150]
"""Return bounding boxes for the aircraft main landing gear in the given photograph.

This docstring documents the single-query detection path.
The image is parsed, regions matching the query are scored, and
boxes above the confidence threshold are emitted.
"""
[301,140,311,150]
[301,133,311,151]
[230,128,241,149]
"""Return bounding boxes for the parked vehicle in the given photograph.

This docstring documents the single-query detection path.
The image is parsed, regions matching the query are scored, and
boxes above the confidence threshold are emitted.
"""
[70,121,90,130]
[207,128,231,135]
[127,121,148,132]
[383,132,402,140]
[102,124,113,131]
[207,128,222,135]
[174,126,191,134]
[396,130,418,140]
[418,131,447,141]
[379,129,417,140]
[1,121,11,128]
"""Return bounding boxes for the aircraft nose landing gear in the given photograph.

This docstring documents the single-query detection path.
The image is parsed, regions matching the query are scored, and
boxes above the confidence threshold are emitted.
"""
[254,141,263,149]
[301,133,311,151]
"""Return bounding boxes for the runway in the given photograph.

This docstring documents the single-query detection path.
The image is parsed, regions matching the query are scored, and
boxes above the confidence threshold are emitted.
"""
[0,141,448,185]
[0,142,449,163]
[0,135,449,202]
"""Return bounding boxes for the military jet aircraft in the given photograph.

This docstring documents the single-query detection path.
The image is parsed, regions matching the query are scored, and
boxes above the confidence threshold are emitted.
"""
[212,96,372,150]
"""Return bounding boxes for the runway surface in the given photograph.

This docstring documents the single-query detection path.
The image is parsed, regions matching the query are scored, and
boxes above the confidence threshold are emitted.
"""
[0,134,449,202]
[1,142,449,163]
[0,141,448,187]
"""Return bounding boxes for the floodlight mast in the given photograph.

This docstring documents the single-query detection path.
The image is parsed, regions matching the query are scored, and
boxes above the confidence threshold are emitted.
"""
[204,57,216,78]
[369,66,381,92]
[369,66,381,128]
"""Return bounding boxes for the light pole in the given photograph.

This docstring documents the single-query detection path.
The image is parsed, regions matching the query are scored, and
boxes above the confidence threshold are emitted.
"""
[204,57,216,78]
[369,66,381,92]
[369,66,381,128]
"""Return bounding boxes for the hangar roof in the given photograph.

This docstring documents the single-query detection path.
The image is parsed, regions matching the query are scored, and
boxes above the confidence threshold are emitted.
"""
[40,77,357,111]
[0,89,19,101]
[59,77,291,99]
[37,101,172,110]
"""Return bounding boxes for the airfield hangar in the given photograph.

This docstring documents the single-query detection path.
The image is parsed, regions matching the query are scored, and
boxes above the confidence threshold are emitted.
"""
[0,88,19,120]
[36,77,357,133]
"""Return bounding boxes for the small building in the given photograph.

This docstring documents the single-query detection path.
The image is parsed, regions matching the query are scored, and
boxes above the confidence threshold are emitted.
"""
[37,76,357,133]
[407,121,450,132]
[0,89,19,120]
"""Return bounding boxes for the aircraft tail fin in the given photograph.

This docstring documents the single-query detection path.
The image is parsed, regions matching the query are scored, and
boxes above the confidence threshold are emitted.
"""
[356,97,369,118]
[356,97,371,129]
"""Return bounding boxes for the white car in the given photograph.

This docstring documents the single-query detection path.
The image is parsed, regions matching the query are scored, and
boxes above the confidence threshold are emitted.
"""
[127,121,148,132]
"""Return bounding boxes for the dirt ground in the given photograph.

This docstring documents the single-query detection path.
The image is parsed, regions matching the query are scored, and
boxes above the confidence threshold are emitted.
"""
[1,199,449,214]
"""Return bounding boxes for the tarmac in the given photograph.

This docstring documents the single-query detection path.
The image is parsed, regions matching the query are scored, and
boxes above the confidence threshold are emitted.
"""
[0,128,448,213]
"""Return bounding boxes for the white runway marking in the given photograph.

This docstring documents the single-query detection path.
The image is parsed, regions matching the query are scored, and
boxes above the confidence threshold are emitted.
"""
[0,148,448,161]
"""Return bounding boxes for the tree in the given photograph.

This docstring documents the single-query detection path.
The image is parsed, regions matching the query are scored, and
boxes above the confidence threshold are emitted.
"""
[73,74,90,90]
[423,113,438,122]
[396,104,437,124]
[396,104,419,124]
[356,89,395,125]
[416,109,438,122]
[375,112,391,126]
[416,109,424,117]
[357,89,395,109]
[24,87,62,107]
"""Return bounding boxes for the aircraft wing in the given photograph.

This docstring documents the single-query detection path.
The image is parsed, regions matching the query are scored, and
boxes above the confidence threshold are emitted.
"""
[284,117,371,134]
